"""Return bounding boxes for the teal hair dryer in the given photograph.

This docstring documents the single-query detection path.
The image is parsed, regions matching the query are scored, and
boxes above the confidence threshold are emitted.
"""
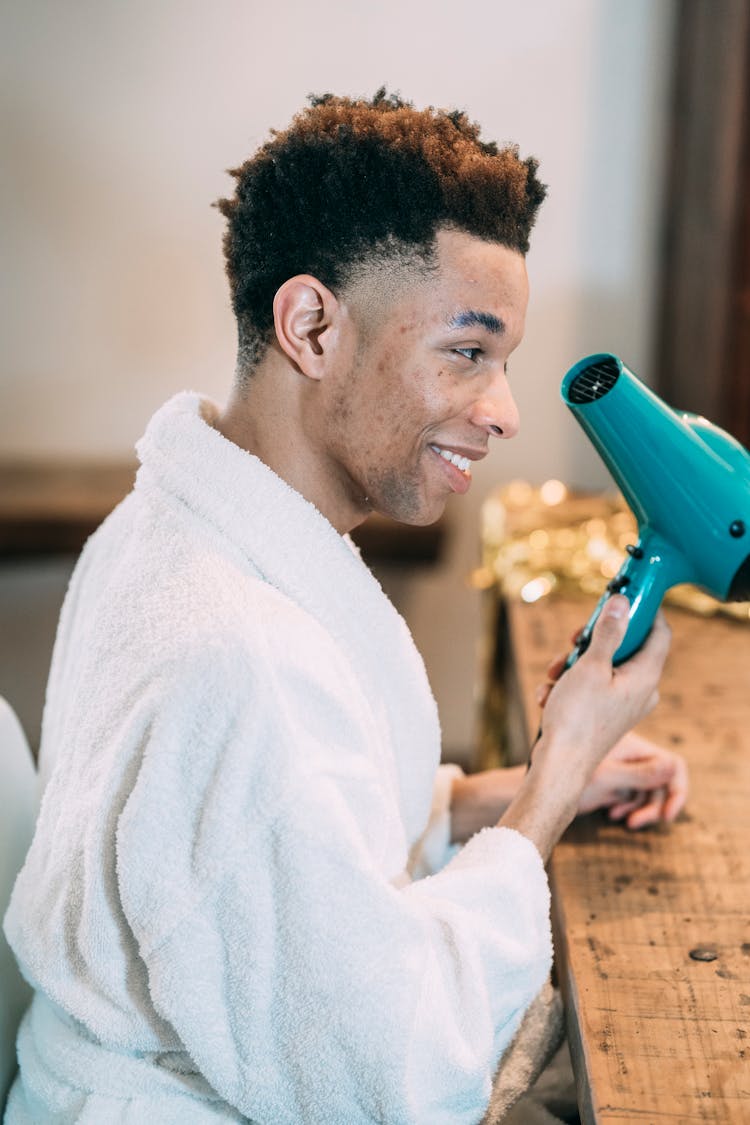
[561,353,750,667]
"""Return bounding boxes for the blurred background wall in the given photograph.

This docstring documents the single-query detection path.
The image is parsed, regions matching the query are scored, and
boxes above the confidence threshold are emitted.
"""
[0,0,676,758]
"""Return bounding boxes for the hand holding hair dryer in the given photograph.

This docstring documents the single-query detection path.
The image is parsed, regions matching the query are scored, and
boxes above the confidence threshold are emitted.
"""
[561,353,750,668]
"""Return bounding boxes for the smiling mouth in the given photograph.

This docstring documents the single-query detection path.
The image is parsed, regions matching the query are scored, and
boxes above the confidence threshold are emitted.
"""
[428,443,472,476]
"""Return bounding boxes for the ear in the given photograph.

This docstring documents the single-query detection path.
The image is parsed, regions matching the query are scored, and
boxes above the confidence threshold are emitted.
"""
[272,275,342,380]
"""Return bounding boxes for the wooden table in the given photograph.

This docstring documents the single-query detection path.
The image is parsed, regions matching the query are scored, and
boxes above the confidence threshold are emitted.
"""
[505,595,750,1124]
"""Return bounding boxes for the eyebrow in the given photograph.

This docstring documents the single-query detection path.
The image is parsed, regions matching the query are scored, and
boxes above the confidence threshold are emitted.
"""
[447,309,506,335]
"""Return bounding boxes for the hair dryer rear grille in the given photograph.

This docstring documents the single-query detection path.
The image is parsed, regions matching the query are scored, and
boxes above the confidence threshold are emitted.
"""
[567,358,620,404]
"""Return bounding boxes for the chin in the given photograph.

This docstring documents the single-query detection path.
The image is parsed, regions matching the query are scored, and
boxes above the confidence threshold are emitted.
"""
[366,473,447,527]
[400,509,444,527]
[382,498,446,527]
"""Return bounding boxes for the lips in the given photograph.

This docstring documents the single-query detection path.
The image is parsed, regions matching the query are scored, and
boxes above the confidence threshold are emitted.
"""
[428,444,474,494]
[430,445,472,473]
[429,441,488,467]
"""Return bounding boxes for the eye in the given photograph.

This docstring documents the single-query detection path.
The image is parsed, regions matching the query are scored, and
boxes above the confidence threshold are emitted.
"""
[453,346,482,363]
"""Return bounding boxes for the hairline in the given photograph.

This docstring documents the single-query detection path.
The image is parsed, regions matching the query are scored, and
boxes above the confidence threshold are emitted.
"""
[234,227,525,385]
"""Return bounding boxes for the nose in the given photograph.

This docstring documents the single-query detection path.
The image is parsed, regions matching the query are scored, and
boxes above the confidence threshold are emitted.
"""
[468,370,520,439]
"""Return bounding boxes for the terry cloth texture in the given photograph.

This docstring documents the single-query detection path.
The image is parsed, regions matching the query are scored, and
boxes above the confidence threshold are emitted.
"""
[4,392,553,1123]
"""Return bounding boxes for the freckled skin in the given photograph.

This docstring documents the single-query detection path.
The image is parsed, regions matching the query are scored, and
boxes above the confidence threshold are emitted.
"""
[316,229,529,527]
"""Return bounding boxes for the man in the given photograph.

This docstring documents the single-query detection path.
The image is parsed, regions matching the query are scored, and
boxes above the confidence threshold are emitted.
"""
[5,90,685,1123]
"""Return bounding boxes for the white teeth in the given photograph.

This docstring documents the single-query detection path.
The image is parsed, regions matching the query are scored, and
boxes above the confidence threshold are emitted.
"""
[430,445,471,474]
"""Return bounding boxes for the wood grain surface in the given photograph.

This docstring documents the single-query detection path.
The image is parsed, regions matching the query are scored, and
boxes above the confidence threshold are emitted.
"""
[506,595,750,1124]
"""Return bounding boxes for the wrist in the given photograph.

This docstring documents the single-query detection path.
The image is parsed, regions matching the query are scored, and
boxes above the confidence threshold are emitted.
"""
[527,751,581,825]
[533,727,592,799]
[498,745,583,862]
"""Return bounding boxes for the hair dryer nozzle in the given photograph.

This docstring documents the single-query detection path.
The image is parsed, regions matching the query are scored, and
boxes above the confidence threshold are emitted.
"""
[564,355,621,405]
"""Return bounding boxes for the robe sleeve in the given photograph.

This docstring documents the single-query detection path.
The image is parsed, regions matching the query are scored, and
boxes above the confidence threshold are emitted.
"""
[407,763,464,879]
[115,633,552,1125]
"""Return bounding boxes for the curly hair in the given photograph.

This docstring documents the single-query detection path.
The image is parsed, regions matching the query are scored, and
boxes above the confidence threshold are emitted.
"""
[216,88,546,372]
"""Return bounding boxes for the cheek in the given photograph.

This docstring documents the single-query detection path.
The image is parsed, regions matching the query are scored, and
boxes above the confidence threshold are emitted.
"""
[389,369,439,431]
[409,366,458,415]
[367,338,457,440]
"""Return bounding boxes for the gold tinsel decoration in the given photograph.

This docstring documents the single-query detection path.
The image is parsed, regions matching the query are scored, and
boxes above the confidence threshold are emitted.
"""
[473,480,750,624]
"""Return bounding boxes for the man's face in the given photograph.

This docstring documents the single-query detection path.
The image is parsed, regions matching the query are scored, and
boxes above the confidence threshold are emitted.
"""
[317,228,529,528]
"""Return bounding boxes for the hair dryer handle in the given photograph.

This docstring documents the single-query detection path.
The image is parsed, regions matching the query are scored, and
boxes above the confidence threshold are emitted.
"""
[564,528,691,669]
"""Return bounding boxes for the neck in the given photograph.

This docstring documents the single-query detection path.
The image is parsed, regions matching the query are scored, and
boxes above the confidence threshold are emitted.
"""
[214,362,369,536]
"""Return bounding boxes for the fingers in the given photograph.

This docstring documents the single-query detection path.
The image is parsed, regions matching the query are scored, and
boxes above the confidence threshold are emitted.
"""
[536,604,674,804]
[607,786,666,827]
[607,791,647,821]
[541,605,668,711]
[545,654,567,682]
[662,754,689,821]
[662,786,687,822]
[544,620,594,684]
[595,735,689,829]
[609,762,688,829]
[586,595,630,663]
[625,787,668,829]
[537,653,568,707]
[600,758,672,792]
[535,682,553,708]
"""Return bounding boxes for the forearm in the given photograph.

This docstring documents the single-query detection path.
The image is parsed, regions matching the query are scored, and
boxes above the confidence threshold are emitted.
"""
[449,764,526,844]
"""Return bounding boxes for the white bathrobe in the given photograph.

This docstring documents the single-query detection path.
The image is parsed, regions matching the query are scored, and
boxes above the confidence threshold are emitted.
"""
[4,393,553,1124]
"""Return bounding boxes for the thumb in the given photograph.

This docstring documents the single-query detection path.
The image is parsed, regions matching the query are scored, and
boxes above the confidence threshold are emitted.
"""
[587,594,630,662]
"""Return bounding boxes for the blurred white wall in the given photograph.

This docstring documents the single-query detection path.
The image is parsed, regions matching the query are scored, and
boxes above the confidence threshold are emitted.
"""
[0,0,676,758]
